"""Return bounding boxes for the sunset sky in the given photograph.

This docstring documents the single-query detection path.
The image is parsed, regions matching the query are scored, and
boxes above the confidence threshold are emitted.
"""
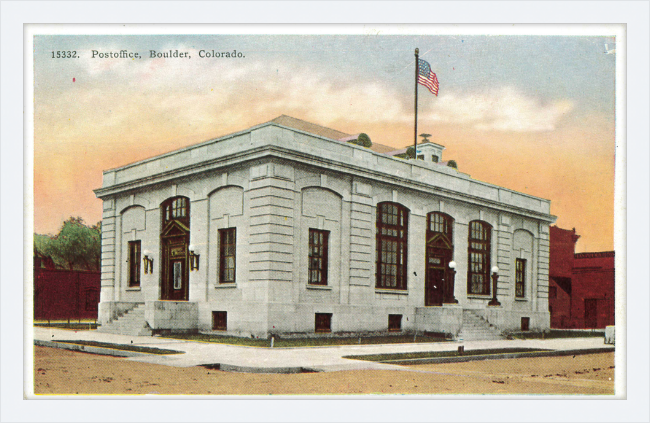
[33,31,618,252]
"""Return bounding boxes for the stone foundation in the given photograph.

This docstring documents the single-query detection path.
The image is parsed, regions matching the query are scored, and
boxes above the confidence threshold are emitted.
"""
[145,301,199,331]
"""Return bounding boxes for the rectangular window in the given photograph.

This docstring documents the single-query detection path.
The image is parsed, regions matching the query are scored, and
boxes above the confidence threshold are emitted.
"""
[212,311,227,331]
[515,258,526,298]
[308,229,329,285]
[521,317,530,331]
[376,203,409,290]
[219,228,236,283]
[128,240,141,287]
[388,314,402,331]
[467,221,491,295]
[315,313,332,333]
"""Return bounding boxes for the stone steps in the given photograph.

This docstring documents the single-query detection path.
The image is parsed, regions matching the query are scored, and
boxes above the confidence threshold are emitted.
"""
[97,304,152,336]
[458,309,505,341]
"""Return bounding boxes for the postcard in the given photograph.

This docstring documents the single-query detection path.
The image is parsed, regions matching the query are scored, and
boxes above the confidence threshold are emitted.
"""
[12,15,642,422]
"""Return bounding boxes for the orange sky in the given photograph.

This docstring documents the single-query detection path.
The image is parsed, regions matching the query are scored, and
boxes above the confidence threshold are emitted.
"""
[33,34,618,253]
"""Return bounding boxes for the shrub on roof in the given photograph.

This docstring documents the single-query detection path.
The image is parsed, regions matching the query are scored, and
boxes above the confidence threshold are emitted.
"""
[447,160,458,169]
[406,146,415,159]
[348,133,372,148]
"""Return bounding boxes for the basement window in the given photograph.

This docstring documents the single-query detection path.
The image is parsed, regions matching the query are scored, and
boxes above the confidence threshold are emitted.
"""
[315,313,332,333]
[521,317,530,332]
[388,314,402,331]
[212,311,227,331]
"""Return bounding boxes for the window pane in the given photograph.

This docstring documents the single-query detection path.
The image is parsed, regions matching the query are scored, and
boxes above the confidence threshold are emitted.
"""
[375,203,408,290]
[468,221,491,295]
[219,228,236,283]
[128,241,141,287]
[308,229,329,285]
[173,262,182,289]
[515,258,526,297]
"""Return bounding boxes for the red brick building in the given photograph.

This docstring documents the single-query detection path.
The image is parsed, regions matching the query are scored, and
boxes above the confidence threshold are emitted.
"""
[34,250,100,322]
[548,226,615,329]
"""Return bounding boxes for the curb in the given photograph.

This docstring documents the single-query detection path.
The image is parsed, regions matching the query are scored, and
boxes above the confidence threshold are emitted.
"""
[34,340,181,358]
[375,347,615,365]
[202,363,322,374]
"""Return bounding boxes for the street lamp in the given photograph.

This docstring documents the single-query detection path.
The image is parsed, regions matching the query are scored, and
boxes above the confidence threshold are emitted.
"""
[488,266,501,306]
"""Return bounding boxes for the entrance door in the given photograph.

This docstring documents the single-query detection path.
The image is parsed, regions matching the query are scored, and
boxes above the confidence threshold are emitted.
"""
[425,249,449,306]
[425,266,445,306]
[584,299,598,328]
[160,196,190,301]
[161,235,189,301]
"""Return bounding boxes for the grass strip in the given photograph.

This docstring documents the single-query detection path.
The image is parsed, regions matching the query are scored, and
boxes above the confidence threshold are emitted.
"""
[162,333,451,348]
[343,347,551,362]
[35,323,98,330]
[511,330,604,340]
[56,340,184,355]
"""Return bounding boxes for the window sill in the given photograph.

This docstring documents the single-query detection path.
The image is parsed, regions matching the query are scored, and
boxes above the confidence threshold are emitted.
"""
[215,283,237,289]
[375,289,409,295]
[306,284,332,290]
[514,297,529,301]
[467,294,492,300]
[125,287,141,291]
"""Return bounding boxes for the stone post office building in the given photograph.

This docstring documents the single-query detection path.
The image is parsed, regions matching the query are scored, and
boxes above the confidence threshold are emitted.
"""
[94,115,555,338]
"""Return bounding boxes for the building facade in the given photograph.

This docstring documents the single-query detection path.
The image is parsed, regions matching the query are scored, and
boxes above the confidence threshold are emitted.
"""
[94,116,555,338]
[549,226,615,329]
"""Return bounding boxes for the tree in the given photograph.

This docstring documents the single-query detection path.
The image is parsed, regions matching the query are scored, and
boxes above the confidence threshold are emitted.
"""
[34,217,101,271]
[348,133,372,148]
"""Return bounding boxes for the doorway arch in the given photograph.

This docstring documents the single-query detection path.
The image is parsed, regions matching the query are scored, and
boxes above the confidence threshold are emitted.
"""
[425,212,454,306]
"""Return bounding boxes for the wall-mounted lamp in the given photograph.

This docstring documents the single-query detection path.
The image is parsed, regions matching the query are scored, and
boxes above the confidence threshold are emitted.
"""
[488,266,501,306]
[189,245,200,271]
[143,250,154,274]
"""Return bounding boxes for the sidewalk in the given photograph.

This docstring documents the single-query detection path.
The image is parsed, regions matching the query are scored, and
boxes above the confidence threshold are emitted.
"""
[33,327,612,373]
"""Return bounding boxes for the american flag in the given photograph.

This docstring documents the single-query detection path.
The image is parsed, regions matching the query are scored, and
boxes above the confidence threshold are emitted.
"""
[418,59,439,96]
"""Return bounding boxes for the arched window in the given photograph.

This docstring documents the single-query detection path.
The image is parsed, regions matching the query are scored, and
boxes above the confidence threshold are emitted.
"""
[468,220,492,295]
[161,196,189,225]
[376,202,409,290]
[427,212,453,245]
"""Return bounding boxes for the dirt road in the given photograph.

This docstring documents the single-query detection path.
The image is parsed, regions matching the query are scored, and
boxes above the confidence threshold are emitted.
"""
[33,346,614,395]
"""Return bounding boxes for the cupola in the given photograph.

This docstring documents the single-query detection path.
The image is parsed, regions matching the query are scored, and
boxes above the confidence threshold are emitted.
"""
[416,140,445,163]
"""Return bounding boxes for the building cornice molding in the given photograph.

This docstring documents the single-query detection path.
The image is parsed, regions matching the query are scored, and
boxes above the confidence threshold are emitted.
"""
[94,125,555,224]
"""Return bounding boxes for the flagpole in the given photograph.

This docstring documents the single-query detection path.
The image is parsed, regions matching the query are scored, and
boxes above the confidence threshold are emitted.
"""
[414,48,419,159]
